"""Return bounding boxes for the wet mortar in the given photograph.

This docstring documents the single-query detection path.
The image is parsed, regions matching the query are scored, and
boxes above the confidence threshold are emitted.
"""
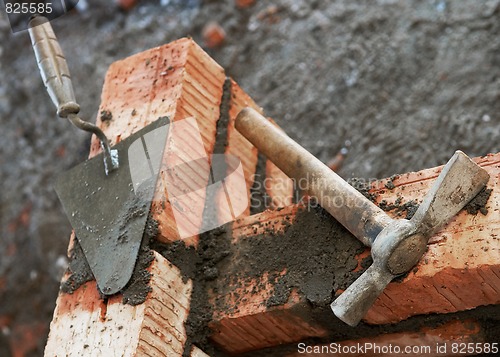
[227,204,366,309]
[200,78,232,233]
[174,179,492,354]
[150,190,500,356]
[214,78,232,155]
[378,197,420,219]
[100,110,113,123]
[60,237,95,294]
[249,152,268,214]
[463,186,493,215]
[120,216,158,305]
[349,177,420,219]
[348,177,379,203]
[384,175,398,190]
[151,226,231,357]
[150,202,368,355]
[153,76,236,357]
[61,213,159,306]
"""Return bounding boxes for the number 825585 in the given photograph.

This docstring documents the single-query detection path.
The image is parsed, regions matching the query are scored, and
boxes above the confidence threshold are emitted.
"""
[5,2,53,14]
[452,342,498,354]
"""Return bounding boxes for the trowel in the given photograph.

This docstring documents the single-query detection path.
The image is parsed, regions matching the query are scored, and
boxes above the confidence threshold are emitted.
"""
[28,16,168,295]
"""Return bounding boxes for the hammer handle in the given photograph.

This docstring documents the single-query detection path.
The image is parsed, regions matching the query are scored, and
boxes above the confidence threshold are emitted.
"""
[235,108,392,247]
[28,16,80,118]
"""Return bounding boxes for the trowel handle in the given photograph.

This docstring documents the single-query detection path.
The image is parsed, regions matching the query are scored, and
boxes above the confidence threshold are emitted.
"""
[235,108,393,247]
[28,16,80,118]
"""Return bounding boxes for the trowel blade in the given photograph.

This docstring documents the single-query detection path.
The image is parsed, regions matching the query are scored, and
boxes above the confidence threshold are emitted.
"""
[55,117,169,295]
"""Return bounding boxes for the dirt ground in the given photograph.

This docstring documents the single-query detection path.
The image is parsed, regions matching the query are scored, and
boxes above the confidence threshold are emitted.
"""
[0,0,499,355]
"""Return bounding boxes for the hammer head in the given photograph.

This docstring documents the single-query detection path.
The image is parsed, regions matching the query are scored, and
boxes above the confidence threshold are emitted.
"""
[331,151,489,326]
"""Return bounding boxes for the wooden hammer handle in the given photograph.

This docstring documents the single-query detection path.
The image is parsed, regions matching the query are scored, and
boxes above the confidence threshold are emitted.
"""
[235,107,393,246]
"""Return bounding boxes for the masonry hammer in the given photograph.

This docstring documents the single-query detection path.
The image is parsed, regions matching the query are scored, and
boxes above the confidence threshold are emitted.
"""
[235,107,489,326]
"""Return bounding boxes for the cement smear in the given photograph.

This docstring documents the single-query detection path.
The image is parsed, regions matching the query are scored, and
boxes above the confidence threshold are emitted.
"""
[60,214,159,306]
[464,186,493,215]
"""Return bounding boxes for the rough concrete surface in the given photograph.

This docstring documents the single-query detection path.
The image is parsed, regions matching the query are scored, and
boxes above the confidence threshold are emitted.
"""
[0,0,499,355]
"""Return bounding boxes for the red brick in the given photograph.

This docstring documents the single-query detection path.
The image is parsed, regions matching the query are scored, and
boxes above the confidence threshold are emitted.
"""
[202,22,226,49]
[208,153,500,353]
[90,38,226,245]
[45,252,193,356]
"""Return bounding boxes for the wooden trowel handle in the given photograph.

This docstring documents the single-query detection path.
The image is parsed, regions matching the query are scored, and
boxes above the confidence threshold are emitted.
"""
[28,16,80,118]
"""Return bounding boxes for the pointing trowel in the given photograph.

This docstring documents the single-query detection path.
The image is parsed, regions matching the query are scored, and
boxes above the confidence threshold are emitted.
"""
[28,16,168,295]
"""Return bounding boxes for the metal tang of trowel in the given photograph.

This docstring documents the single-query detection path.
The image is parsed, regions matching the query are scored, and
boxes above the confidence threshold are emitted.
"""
[28,16,168,295]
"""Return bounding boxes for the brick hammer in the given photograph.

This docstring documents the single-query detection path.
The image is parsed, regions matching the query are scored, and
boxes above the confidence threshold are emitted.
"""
[235,107,489,326]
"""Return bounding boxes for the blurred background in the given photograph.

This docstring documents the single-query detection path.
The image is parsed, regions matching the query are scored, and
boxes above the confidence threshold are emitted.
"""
[0,0,499,355]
